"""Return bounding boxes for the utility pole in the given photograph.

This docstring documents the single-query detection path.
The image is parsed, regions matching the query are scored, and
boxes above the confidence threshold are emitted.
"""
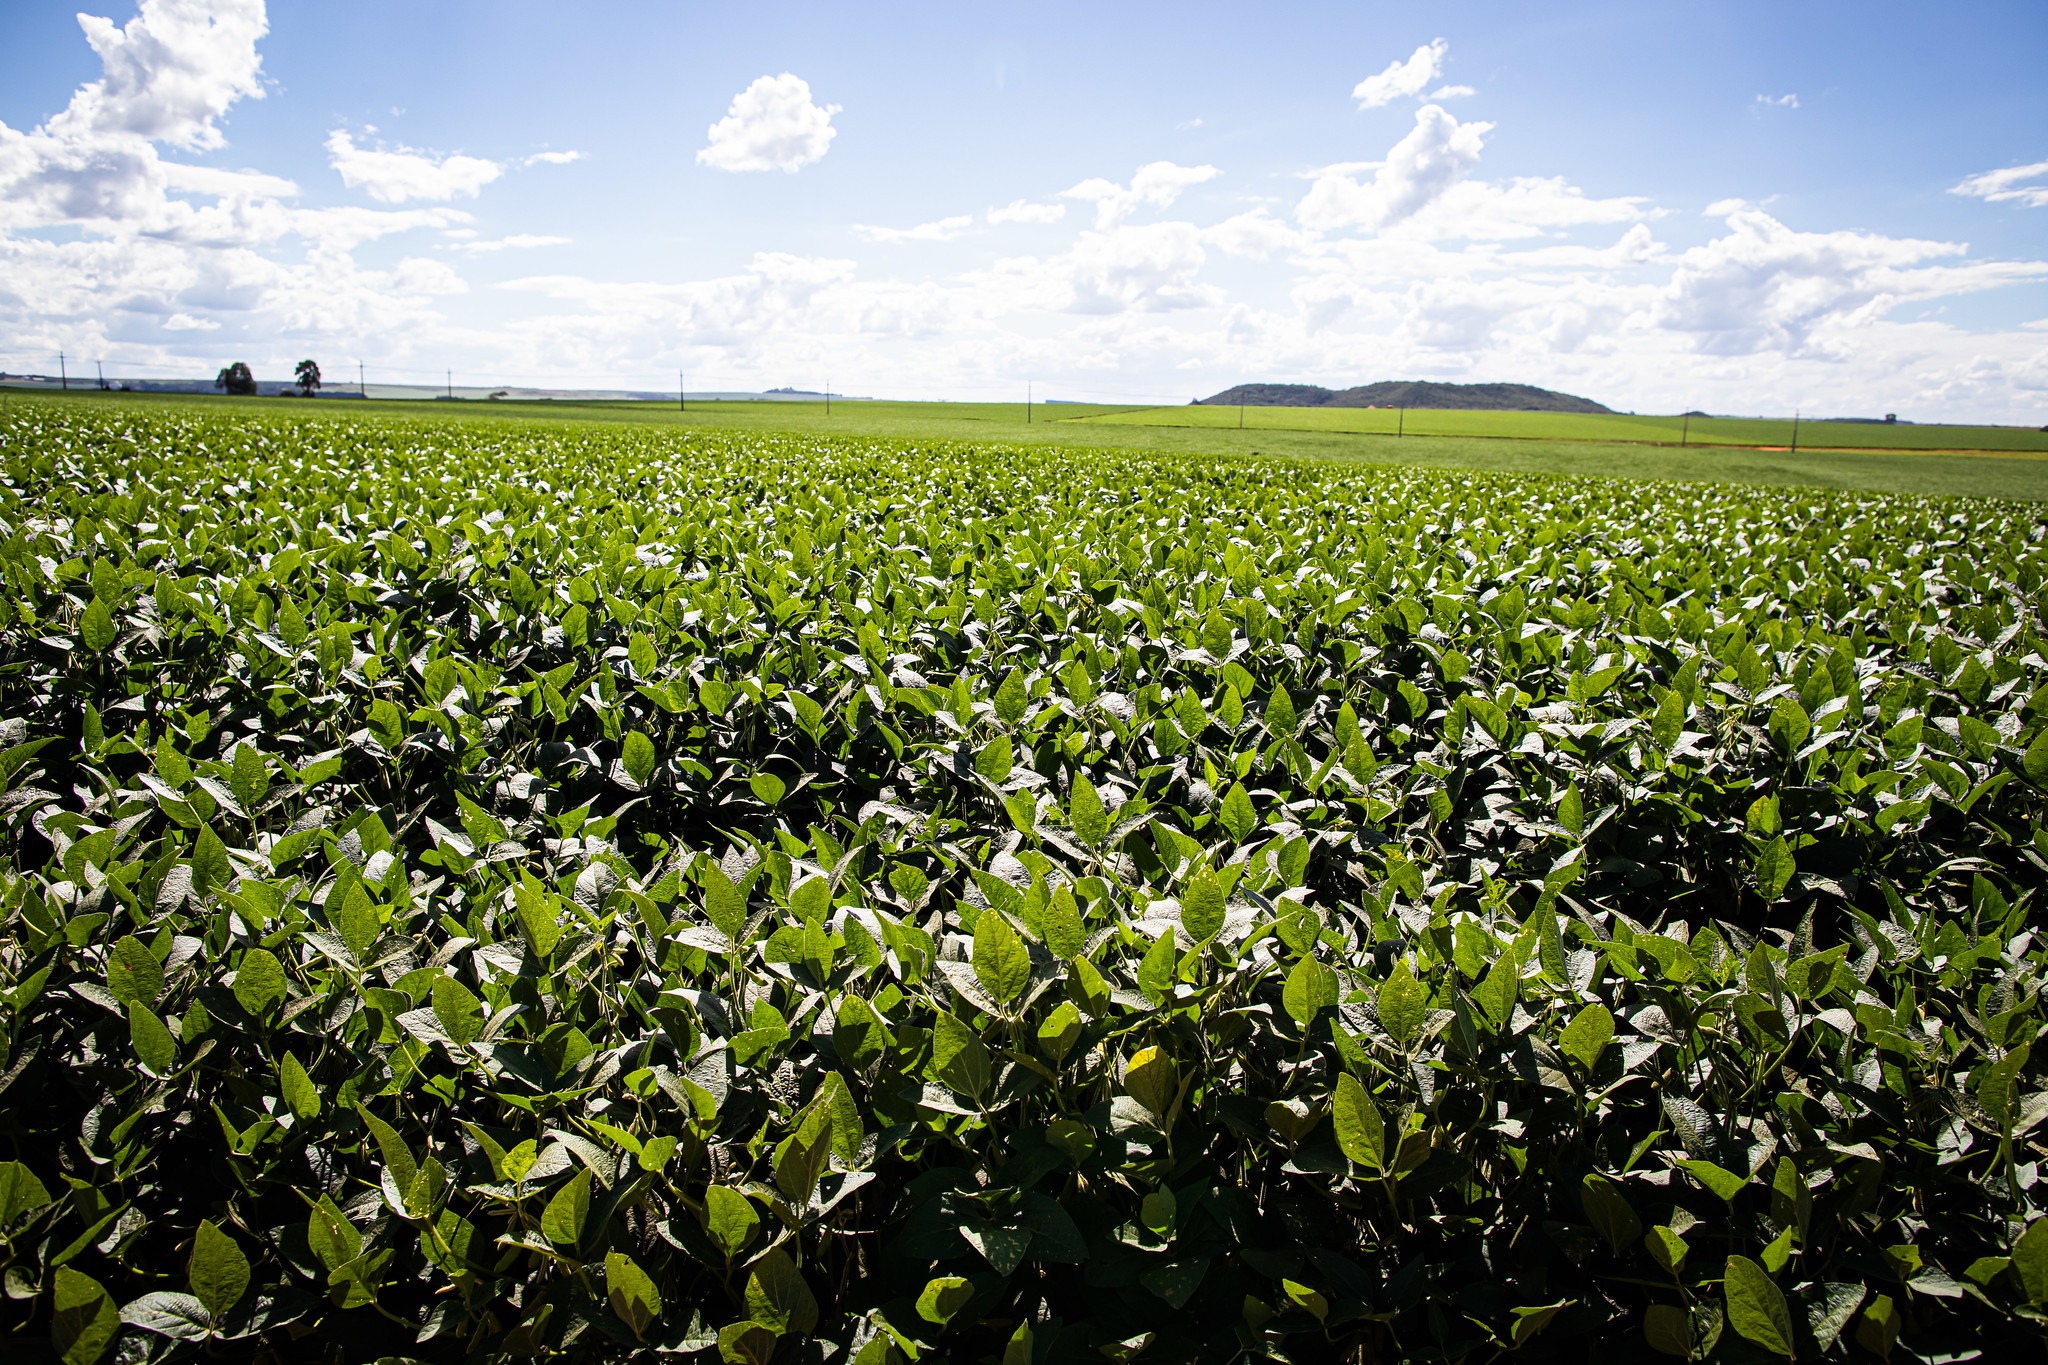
[359,360,365,399]
[59,352,67,390]
[446,368,453,400]
[1790,409,1800,455]
[1238,395,1244,430]
[1680,412,1689,447]
[1027,380,1031,425]
[825,378,830,418]
[680,370,686,413]
[96,359,106,391]
[1397,404,1404,438]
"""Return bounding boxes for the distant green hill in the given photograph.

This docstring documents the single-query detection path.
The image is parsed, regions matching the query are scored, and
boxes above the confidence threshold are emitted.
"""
[1199,380,1613,413]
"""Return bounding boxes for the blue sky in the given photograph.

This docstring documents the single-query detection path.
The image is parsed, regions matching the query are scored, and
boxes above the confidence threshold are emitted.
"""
[3,0,2046,418]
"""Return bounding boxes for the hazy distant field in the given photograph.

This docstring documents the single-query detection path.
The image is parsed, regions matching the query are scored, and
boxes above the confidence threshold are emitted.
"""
[24,390,2048,499]
[1072,402,2048,453]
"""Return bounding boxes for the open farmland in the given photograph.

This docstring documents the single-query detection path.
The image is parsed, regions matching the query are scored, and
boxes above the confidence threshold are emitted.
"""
[2,397,2048,1362]
[1070,403,2048,456]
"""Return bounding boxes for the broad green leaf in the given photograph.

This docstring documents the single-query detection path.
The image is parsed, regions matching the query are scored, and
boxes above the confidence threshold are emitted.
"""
[188,1219,250,1322]
[992,668,1028,725]
[1037,1000,1083,1064]
[52,1266,120,1365]
[191,823,234,896]
[918,1275,975,1326]
[231,947,285,1015]
[228,741,267,811]
[931,1012,991,1100]
[1723,1254,1795,1358]
[1283,956,1335,1027]
[1375,960,1426,1044]
[129,1002,177,1075]
[718,1323,778,1365]
[1180,867,1226,942]
[279,1053,322,1121]
[1070,772,1108,846]
[975,734,1015,784]
[1677,1159,1748,1203]
[1330,1071,1384,1172]
[1559,1003,1614,1071]
[1125,1045,1178,1118]
[1218,783,1256,843]
[2013,1216,2048,1306]
[357,1105,417,1190]
[106,935,164,1006]
[1643,1303,1690,1357]
[80,595,118,652]
[746,1246,819,1335]
[972,909,1031,1006]
[1042,884,1086,959]
[703,1186,760,1261]
[430,975,483,1046]
[0,1161,52,1223]
[1645,1225,1689,1275]
[1754,837,1795,903]
[605,1251,662,1339]
[1136,929,1179,1005]
[541,1168,593,1247]
[306,1195,362,1272]
[701,863,749,942]
[621,730,658,787]
[1580,1174,1640,1254]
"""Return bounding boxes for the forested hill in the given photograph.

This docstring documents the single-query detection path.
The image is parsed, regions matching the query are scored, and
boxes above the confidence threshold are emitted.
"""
[1198,380,1614,412]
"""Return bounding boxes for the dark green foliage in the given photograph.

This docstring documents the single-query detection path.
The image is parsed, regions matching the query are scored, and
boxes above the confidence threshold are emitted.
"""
[1,399,2046,1362]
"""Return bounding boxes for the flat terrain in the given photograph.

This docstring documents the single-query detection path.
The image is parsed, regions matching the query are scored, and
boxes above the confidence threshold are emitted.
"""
[31,389,2048,500]
[1073,400,2048,454]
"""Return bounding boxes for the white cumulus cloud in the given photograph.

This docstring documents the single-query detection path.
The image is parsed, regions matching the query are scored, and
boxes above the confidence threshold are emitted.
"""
[851,215,976,244]
[1755,94,1800,110]
[1353,39,1452,109]
[697,74,839,173]
[325,130,502,203]
[988,198,1066,225]
[1950,160,2048,209]
[525,150,583,165]
[1298,105,1492,232]
[447,234,571,255]
[1062,161,1220,229]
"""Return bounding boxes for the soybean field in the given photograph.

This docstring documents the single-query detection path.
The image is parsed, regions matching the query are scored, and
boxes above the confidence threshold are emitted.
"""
[2,398,2047,1363]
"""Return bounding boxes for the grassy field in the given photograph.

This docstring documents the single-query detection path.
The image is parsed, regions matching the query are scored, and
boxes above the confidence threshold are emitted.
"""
[1067,401,2048,453]
[20,388,2048,500]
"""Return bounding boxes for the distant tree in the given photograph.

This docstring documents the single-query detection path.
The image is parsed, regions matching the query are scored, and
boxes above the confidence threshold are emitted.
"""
[295,359,321,396]
[214,362,256,396]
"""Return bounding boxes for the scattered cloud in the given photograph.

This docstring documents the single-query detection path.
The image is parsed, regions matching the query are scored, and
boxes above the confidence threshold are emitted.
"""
[66,0,269,151]
[1353,39,1452,109]
[1203,209,1312,259]
[1425,85,1475,101]
[325,130,502,203]
[1176,118,1204,131]
[447,234,572,255]
[1950,159,2048,209]
[1755,93,1800,110]
[1062,161,1221,228]
[1298,105,1492,231]
[851,215,976,243]
[524,150,583,166]
[1654,206,2045,353]
[987,199,1065,225]
[697,74,839,173]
